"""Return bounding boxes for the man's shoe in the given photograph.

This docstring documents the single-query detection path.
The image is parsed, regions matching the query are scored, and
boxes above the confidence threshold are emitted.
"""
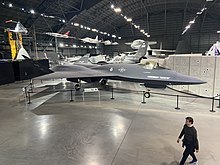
[189,160,198,164]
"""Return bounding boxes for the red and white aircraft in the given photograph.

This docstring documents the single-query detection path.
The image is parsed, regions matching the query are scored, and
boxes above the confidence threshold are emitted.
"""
[45,31,76,39]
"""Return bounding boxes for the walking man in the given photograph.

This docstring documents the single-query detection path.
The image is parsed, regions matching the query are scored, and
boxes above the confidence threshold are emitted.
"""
[177,117,199,165]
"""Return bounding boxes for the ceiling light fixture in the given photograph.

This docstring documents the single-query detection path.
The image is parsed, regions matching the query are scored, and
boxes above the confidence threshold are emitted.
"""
[189,19,195,24]
[74,23,79,26]
[114,7,121,13]
[111,4,148,37]
[30,9,35,14]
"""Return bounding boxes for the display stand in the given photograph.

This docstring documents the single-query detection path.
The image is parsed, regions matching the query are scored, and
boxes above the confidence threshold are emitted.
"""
[83,88,100,103]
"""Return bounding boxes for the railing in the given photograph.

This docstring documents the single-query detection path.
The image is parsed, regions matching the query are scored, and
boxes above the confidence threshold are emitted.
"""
[24,84,220,113]
[22,80,34,103]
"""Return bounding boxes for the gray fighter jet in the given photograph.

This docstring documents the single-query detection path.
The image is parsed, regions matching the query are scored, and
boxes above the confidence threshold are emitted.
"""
[34,63,205,89]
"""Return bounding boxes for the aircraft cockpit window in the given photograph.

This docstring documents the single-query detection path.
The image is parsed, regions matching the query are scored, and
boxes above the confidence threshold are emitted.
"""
[139,60,170,70]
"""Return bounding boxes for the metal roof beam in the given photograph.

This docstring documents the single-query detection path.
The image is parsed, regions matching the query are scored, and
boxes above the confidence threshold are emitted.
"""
[53,0,102,33]
[24,0,55,28]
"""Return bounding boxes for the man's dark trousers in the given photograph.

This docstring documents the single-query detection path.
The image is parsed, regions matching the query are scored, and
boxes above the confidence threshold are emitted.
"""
[179,144,197,165]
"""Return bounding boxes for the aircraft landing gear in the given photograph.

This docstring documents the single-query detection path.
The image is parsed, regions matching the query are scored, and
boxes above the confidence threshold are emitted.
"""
[75,83,81,91]
[100,79,107,85]
[144,91,151,98]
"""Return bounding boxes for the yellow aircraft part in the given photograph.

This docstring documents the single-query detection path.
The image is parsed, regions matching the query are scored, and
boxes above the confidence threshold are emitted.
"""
[7,31,17,60]
[7,32,23,60]
[18,33,22,48]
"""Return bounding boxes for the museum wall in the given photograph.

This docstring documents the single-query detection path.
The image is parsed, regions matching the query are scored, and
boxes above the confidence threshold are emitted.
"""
[163,55,220,97]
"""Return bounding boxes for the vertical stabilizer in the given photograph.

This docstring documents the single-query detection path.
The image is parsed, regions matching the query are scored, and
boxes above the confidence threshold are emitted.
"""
[64,31,70,36]
[75,53,90,63]
[95,35,98,41]
[16,47,31,60]
[135,41,148,58]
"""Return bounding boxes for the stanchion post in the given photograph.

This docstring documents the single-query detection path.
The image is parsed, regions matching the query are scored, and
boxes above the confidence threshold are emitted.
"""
[216,95,220,108]
[210,97,216,112]
[27,91,31,104]
[24,87,28,98]
[30,79,33,93]
[98,91,101,104]
[70,90,73,102]
[142,91,146,104]
[175,95,180,110]
[111,87,114,100]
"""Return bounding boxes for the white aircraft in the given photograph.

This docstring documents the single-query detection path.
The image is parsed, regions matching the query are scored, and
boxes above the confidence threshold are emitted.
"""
[81,36,101,44]
[206,41,220,56]
[107,41,148,64]
[125,39,175,57]
[126,40,156,49]
[45,31,76,39]
[5,20,28,34]
[126,39,156,49]
[102,40,119,45]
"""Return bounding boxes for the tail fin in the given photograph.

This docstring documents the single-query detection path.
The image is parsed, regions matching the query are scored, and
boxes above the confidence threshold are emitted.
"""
[75,53,90,63]
[135,41,148,58]
[22,58,53,79]
[95,35,98,41]
[64,31,70,36]
[16,47,31,60]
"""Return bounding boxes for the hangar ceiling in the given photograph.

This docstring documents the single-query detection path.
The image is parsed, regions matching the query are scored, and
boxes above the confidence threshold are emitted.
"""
[0,0,220,54]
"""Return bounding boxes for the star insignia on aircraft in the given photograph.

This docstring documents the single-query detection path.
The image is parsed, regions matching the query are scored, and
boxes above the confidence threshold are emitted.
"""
[118,67,126,73]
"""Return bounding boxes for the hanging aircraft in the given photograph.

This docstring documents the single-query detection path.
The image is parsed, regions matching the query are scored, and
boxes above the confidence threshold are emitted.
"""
[80,36,101,44]
[45,31,76,39]
[102,40,119,45]
[32,58,205,90]
[5,20,28,34]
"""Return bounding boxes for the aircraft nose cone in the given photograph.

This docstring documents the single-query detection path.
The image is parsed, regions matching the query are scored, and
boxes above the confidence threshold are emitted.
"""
[176,73,206,85]
[189,77,206,84]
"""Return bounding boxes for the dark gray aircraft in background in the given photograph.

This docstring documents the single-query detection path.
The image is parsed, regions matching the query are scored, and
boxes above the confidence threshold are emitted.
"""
[34,62,205,90]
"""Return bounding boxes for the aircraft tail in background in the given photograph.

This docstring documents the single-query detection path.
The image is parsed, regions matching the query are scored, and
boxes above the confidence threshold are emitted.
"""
[134,41,148,58]
[95,36,99,41]
[16,47,31,60]
[74,54,91,63]
[64,31,70,36]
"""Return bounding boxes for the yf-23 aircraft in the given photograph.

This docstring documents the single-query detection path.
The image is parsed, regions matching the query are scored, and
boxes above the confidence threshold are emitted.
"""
[34,62,205,90]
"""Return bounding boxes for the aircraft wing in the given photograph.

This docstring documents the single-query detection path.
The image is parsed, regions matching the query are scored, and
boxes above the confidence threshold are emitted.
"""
[125,42,132,45]
[33,63,205,86]
[151,49,175,53]
[34,66,116,80]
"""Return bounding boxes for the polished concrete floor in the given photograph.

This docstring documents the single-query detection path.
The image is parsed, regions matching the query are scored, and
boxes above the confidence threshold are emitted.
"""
[0,80,220,165]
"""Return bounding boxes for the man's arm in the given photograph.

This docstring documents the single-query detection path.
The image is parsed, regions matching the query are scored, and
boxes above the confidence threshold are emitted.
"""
[177,126,185,143]
[194,128,199,152]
